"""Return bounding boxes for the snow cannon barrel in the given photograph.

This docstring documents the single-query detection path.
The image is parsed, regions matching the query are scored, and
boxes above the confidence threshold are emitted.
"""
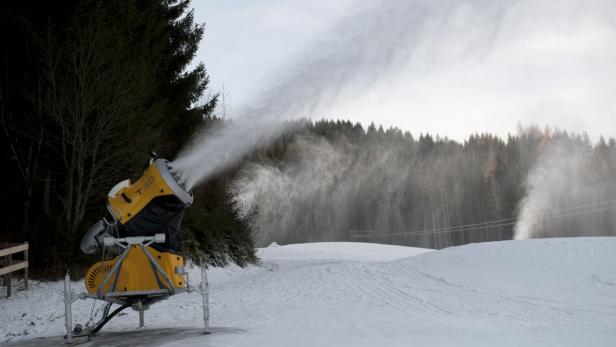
[80,158,192,255]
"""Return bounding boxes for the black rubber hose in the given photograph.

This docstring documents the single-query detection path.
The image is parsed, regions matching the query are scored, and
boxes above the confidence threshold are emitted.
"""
[90,303,131,335]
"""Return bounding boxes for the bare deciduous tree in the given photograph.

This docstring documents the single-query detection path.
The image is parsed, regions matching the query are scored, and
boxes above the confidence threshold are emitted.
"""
[39,8,157,242]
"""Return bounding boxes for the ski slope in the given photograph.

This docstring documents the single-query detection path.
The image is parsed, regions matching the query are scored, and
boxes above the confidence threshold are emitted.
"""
[2,238,615,346]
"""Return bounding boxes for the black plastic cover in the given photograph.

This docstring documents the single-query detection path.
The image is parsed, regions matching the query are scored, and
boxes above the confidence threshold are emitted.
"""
[118,195,185,253]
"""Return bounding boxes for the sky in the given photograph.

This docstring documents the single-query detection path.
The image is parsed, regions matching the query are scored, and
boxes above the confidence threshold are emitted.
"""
[191,0,616,141]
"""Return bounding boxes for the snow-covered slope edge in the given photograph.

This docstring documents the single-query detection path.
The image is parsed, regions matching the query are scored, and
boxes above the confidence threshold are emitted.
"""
[257,241,432,261]
[1,238,615,347]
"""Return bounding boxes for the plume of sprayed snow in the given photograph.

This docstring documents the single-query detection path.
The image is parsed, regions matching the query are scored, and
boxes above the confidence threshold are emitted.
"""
[234,129,616,246]
[514,136,616,239]
[231,135,454,247]
[171,0,506,188]
[514,143,581,239]
[232,137,359,244]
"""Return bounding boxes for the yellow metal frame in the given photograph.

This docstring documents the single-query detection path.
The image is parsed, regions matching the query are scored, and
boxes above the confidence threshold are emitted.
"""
[85,246,186,294]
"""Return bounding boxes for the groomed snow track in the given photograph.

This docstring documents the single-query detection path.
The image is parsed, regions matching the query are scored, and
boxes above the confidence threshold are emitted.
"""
[2,238,615,346]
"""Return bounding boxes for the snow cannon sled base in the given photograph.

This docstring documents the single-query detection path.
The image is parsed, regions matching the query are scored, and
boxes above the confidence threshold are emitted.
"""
[63,234,209,342]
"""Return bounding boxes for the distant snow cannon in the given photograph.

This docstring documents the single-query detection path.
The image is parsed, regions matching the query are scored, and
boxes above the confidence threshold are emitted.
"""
[65,155,210,341]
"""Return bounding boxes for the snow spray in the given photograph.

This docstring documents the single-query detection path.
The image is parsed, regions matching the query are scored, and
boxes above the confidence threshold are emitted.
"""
[514,137,616,239]
[171,0,505,188]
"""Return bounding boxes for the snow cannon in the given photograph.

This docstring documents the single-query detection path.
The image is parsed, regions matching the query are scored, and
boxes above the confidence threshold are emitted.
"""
[65,155,210,341]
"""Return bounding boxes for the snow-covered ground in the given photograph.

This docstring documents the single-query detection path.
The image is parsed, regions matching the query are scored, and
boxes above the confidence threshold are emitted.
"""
[1,238,615,346]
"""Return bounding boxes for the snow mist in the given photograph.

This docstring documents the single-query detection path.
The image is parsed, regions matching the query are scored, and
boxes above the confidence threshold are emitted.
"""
[234,128,616,246]
[514,137,616,239]
[171,0,505,188]
[231,134,502,248]
[231,136,400,246]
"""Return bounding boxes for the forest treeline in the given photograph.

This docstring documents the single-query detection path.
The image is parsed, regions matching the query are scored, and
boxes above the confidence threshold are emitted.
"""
[1,0,255,277]
[238,120,616,248]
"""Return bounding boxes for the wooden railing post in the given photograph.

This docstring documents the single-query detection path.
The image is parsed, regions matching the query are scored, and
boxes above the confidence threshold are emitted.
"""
[24,243,28,290]
[5,254,11,297]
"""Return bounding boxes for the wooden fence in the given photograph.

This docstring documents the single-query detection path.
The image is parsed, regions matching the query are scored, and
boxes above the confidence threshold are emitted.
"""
[0,242,29,298]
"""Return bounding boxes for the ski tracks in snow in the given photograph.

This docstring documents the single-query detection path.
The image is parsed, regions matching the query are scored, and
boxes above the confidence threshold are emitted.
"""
[3,239,616,346]
[218,249,616,335]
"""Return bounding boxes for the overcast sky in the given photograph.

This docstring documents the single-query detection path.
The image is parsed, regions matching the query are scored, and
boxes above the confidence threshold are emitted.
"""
[192,0,616,141]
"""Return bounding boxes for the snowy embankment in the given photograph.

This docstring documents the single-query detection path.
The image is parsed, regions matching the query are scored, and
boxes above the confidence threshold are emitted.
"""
[1,238,615,346]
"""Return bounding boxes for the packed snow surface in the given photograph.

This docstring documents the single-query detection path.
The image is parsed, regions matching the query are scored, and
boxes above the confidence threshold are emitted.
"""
[1,238,615,346]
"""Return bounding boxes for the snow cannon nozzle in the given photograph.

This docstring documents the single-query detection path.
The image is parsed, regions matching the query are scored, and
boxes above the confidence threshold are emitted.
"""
[167,162,189,192]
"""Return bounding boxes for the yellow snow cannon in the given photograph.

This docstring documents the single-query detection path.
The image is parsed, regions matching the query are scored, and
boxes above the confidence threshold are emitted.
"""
[65,155,210,340]
[81,157,192,294]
